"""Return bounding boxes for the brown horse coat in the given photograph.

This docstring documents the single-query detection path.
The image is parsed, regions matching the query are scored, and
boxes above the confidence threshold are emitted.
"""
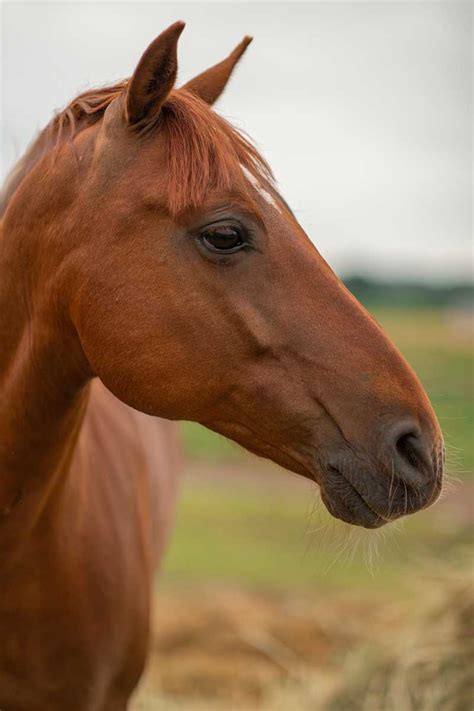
[1,382,179,709]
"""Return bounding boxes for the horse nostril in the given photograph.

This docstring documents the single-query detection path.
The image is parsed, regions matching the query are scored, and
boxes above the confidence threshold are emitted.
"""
[392,423,433,485]
[396,432,422,469]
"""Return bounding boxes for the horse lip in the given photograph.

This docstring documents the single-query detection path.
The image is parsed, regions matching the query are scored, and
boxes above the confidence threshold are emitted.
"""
[320,464,389,529]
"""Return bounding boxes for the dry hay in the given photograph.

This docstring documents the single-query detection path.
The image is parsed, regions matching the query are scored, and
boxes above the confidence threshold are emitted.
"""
[133,552,473,710]
[324,560,473,711]
[142,587,339,706]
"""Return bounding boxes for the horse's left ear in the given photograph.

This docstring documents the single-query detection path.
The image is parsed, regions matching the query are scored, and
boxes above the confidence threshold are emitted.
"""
[126,21,185,127]
[183,36,253,105]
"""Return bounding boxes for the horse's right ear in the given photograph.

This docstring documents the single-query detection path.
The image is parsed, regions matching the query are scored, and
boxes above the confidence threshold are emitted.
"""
[183,36,253,105]
[126,22,185,127]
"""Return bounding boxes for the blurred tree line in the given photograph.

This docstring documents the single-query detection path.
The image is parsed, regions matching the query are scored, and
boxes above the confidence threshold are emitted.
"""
[343,275,473,309]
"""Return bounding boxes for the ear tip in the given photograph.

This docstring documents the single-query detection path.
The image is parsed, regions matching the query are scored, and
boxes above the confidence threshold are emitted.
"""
[239,36,253,52]
[170,20,186,36]
[231,35,253,60]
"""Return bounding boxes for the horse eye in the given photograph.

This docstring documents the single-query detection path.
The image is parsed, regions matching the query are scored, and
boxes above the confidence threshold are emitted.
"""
[200,225,245,253]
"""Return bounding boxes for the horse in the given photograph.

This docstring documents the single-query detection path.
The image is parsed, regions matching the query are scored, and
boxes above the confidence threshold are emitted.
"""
[0,21,444,711]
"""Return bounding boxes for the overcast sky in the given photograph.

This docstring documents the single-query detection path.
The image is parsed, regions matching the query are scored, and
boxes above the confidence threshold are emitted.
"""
[1,1,472,282]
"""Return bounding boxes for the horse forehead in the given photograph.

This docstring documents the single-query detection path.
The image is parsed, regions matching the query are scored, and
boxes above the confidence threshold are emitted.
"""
[241,166,281,212]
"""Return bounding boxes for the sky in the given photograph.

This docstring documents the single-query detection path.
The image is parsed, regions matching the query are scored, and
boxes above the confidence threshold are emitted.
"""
[1,1,472,282]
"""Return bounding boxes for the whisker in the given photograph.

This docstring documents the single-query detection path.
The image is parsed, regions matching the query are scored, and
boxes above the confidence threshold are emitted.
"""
[403,480,409,518]
[387,459,396,518]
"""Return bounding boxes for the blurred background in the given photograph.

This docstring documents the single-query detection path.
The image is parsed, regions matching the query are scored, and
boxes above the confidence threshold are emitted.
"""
[2,2,473,709]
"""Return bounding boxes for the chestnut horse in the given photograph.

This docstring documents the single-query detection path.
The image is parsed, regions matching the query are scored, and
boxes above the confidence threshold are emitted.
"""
[0,22,444,711]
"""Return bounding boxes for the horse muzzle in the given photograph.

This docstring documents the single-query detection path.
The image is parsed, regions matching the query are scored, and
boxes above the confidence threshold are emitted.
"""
[318,421,445,528]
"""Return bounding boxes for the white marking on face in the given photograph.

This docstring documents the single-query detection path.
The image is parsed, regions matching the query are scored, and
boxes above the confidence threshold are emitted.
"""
[241,165,280,212]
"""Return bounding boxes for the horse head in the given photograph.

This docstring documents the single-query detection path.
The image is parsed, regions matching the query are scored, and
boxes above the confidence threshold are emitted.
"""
[24,23,444,528]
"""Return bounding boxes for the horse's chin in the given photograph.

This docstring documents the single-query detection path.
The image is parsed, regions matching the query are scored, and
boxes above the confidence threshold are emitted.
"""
[319,469,389,529]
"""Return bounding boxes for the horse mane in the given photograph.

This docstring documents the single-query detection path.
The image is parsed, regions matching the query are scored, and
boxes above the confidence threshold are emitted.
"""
[1,80,274,216]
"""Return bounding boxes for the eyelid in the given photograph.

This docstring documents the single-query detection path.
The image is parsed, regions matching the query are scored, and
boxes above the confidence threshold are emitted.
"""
[197,218,242,232]
[196,219,255,245]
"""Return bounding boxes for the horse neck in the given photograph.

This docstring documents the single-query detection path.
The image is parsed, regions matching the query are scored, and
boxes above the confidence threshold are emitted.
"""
[0,148,91,531]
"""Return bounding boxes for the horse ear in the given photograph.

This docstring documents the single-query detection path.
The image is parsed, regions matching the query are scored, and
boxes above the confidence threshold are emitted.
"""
[183,36,253,105]
[126,21,185,127]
